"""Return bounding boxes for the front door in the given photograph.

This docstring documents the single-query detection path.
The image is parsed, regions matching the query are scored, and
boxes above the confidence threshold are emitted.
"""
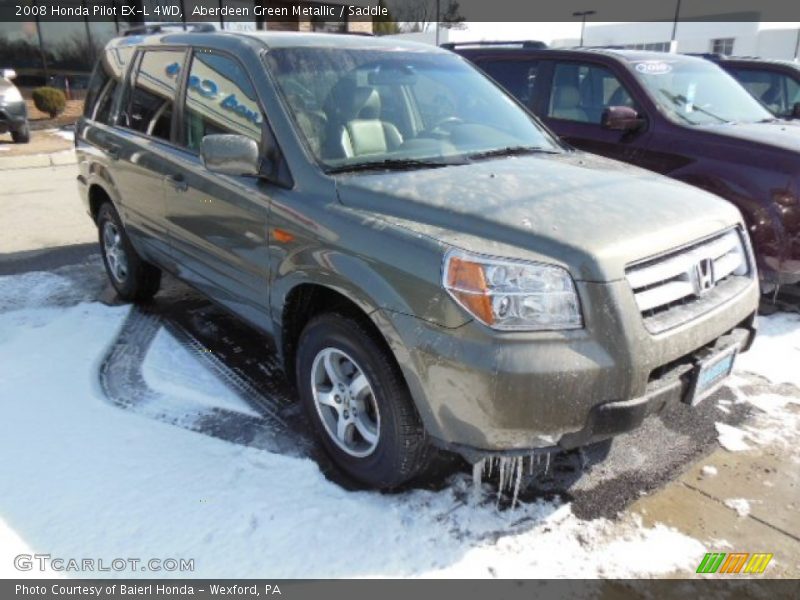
[540,60,651,165]
[162,48,273,331]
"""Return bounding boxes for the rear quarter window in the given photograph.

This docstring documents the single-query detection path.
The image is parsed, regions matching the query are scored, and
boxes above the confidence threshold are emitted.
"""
[120,49,185,141]
[85,46,135,124]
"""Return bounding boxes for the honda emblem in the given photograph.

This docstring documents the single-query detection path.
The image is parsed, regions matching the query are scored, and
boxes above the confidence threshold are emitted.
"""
[694,258,715,295]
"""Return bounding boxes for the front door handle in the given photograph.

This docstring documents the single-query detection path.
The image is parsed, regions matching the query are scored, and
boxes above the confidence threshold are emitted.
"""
[165,173,188,192]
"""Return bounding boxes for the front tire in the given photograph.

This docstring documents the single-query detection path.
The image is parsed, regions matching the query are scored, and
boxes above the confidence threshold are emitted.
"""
[97,202,161,302]
[296,312,435,489]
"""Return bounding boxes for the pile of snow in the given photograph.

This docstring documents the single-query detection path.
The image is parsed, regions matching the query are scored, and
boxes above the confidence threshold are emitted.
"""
[0,269,707,579]
[724,498,751,518]
[141,328,261,418]
[700,465,718,477]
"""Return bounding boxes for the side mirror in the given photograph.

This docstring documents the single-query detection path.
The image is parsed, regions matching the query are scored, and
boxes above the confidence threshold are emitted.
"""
[602,106,644,131]
[201,134,260,177]
[2,68,17,80]
[791,102,800,119]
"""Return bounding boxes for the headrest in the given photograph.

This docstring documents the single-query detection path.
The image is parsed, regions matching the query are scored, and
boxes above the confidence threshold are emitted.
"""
[555,85,581,107]
[348,87,381,120]
[323,79,382,122]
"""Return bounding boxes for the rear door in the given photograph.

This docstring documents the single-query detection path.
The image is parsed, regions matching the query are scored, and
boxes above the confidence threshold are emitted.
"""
[538,59,651,164]
[160,48,273,330]
[111,47,188,261]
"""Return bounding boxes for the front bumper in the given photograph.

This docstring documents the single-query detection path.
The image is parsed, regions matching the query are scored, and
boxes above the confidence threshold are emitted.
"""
[0,100,28,132]
[376,276,759,460]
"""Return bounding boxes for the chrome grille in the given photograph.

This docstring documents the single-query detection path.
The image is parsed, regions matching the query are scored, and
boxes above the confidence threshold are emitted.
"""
[626,228,752,333]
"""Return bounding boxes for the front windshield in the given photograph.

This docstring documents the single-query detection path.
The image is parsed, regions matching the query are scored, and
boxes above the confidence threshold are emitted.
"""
[630,57,773,125]
[264,46,561,170]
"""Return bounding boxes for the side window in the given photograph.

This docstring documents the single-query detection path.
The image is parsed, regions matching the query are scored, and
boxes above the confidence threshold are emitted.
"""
[548,62,634,124]
[478,59,539,107]
[730,68,799,117]
[122,50,183,140]
[181,50,264,153]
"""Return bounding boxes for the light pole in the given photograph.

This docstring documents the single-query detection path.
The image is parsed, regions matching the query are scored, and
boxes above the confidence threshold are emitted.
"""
[671,0,683,53]
[573,10,596,48]
[435,0,441,46]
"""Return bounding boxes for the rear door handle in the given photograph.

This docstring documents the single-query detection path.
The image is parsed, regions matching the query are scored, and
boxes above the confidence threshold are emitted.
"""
[106,145,120,161]
[165,173,189,192]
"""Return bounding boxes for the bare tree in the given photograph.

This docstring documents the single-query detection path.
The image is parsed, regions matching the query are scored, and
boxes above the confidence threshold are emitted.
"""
[389,0,466,33]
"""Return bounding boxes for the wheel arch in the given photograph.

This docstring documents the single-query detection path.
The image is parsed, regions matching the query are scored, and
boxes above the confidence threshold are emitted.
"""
[278,282,386,389]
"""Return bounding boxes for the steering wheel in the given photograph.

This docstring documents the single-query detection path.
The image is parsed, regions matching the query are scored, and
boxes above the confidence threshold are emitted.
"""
[425,116,464,137]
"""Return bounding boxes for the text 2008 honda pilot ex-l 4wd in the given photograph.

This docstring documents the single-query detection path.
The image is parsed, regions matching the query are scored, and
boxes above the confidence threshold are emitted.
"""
[77,29,759,489]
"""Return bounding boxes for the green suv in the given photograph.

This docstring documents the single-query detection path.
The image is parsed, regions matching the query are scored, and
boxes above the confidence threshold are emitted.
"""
[77,29,759,488]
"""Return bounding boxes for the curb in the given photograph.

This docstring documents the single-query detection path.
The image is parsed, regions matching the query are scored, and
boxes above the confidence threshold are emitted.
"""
[0,149,76,170]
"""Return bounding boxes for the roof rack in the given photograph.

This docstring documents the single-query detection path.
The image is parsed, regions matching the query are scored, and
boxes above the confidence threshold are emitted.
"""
[440,40,547,50]
[122,23,217,37]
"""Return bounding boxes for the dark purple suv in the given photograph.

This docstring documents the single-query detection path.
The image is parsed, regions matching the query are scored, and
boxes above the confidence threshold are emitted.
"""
[450,44,800,290]
[700,55,800,120]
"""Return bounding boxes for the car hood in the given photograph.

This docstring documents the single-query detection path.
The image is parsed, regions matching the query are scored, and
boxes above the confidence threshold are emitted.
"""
[702,120,800,152]
[335,152,742,282]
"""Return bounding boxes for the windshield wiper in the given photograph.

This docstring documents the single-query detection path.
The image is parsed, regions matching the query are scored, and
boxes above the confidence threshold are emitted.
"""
[467,146,558,161]
[658,89,730,124]
[326,157,464,174]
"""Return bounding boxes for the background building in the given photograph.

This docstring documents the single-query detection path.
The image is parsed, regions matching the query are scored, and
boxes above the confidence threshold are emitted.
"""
[552,22,800,59]
[0,0,373,89]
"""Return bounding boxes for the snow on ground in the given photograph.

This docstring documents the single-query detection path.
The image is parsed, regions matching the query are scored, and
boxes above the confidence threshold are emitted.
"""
[723,313,800,453]
[735,312,800,388]
[714,422,751,452]
[48,128,75,143]
[0,269,709,579]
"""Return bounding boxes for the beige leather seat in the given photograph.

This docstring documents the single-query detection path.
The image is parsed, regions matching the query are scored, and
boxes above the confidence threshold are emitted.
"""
[325,84,403,158]
[551,85,589,122]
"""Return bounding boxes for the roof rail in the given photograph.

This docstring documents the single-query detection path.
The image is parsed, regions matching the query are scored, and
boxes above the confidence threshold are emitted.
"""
[440,40,547,50]
[683,52,729,60]
[122,23,217,37]
[576,45,627,50]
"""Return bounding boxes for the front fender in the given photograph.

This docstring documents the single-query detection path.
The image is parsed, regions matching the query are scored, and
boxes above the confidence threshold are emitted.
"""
[270,249,417,324]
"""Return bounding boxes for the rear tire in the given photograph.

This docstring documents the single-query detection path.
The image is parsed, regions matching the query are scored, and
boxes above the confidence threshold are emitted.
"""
[11,123,29,144]
[97,202,161,302]
[296,312,436,489]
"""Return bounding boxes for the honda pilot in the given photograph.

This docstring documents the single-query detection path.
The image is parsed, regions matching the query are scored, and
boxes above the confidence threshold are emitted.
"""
[77,30,759,489]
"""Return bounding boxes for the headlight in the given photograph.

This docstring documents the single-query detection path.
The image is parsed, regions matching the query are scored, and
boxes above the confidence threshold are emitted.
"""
[442,249,582,331]
[1,86,23,103]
